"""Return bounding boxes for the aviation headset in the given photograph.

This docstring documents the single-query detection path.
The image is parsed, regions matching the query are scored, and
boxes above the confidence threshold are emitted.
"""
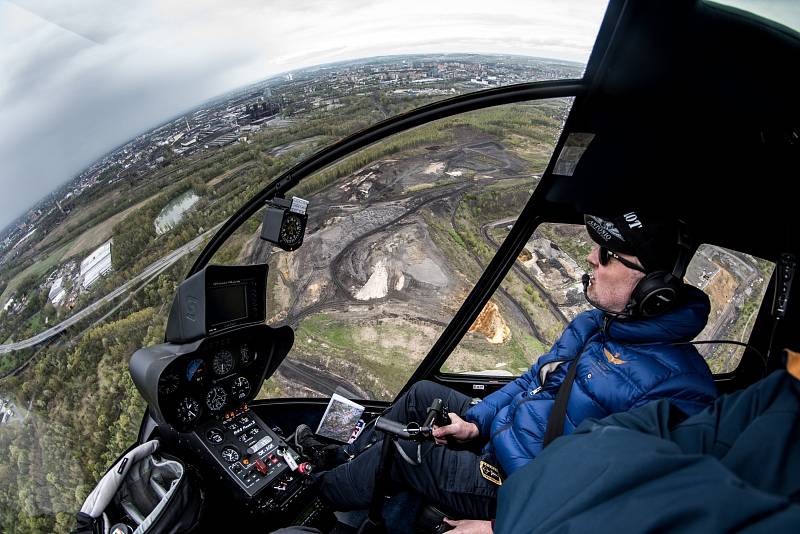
[627,243,690,317]
[584,219,694,319]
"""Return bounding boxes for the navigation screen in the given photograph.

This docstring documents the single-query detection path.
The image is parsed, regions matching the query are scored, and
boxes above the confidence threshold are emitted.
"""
[207,285,248,327]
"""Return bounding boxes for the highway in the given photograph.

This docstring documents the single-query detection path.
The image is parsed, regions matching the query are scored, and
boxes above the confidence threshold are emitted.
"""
[0,225,221,354]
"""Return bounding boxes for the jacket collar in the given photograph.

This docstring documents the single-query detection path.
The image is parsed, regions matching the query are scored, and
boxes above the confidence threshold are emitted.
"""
[600,285,711,343]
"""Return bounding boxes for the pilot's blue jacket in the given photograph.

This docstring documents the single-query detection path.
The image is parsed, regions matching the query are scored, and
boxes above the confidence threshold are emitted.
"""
[464,285,716,476]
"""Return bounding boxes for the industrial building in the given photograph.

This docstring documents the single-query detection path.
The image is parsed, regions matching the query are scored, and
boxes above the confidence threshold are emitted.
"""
[48,276,66,306]
[80,239,113,289]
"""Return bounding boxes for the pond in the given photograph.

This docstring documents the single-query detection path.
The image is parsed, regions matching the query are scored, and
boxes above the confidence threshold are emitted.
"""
[154,190,199,235]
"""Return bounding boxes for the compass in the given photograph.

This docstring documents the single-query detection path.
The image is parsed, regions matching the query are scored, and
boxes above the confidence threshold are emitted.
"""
[260,196,308,251]
[279,213,304,247]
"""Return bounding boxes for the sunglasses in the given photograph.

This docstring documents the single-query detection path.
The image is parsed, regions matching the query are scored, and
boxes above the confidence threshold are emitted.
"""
[599,246,647,273]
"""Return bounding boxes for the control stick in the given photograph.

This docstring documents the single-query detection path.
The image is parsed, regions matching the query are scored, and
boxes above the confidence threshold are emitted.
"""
[358,399,453,534]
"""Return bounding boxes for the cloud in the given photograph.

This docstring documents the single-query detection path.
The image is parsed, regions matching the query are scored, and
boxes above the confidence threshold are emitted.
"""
[0,0,606,229]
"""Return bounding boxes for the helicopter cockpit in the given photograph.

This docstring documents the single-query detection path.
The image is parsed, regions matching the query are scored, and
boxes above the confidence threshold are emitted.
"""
[3,0,796,533]
[108,1,800,531]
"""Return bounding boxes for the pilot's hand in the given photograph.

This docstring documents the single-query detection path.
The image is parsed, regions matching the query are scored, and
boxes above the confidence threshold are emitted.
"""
[442,518,493,533]
[432,413,479,444]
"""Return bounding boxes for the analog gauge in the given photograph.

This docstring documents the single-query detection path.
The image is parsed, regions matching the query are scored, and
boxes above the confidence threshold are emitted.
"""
[158,373,180,395]
[186,358,206,382]
[280,213,304,246]
[206,428,224,445]
[231,376,251,401]
[206,386,227,411]
[239,344,252,367]
[221,446,240,463]
[176,397,201,424]
[213,349,235,376]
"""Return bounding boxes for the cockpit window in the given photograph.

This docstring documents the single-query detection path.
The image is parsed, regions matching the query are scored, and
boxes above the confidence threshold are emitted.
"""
[685,244,774,374]
[204,98,572,401]
[707,1,800,33]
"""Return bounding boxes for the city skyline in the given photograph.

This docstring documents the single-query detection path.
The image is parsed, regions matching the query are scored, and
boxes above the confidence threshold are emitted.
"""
[0,54,580,246]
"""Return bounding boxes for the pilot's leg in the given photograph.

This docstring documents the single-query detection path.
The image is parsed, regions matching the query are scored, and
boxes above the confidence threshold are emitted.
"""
[318,381,475,509]
[390,443,498,519]
[346,380,474,457]
[318,437,383,509]
[319,439,497,518]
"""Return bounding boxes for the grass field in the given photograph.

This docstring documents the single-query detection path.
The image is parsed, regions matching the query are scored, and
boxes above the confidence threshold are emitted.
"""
[291,312,442,399]
[31,189,127,253]
[0,241,73,305]
[206,161,256,187]
[62,192,163,259]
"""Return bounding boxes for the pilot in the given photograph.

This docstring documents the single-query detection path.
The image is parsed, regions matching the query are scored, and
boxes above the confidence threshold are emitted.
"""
[296,211,717,531]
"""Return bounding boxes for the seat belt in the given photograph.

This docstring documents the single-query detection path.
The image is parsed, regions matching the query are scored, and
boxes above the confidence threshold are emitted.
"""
[542,356,580,448]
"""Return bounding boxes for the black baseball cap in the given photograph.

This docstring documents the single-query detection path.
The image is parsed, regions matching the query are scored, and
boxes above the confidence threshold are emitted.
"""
[584,212,686,275]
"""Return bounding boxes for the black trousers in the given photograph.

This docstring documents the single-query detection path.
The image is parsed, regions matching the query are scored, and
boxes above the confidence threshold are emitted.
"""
[319,381,499,519]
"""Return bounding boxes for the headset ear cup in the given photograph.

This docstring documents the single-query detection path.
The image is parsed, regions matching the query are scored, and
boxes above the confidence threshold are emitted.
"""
[630,272,682,317]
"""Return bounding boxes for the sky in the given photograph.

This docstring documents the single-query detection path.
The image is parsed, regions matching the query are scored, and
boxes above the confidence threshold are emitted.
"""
[0,0,612,231]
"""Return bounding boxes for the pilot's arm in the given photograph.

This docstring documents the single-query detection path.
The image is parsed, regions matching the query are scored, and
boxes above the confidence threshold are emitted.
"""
[462,365,539,437]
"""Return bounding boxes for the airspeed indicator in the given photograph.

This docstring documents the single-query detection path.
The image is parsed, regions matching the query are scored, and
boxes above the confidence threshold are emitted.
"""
[213,350,235,376]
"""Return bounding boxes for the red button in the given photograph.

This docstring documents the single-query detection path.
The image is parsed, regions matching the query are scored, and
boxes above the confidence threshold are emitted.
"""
[269,455,279,465]
[298,462,313,475]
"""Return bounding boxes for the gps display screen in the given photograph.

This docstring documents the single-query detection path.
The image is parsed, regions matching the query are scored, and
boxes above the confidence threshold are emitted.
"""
[207,285,248,327]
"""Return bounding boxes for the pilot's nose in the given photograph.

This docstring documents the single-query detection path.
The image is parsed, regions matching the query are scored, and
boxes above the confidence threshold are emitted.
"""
[587,246,600,268]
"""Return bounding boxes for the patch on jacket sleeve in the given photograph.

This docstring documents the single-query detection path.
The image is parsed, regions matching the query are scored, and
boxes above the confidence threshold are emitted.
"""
[787,349,800,380]
[604,348,626,365]
[479,461,503,486]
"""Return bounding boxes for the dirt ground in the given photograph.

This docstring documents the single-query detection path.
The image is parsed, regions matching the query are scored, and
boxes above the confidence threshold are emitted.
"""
[468,301,511,343]
[701,263,737,323]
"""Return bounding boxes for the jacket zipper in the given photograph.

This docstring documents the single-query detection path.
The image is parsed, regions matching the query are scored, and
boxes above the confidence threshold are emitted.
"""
[536,357,573,389]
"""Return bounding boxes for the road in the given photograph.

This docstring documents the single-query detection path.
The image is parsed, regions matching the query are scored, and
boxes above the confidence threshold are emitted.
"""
[278,359,369,399]
[0,224,221,354]
[480,218,570,327]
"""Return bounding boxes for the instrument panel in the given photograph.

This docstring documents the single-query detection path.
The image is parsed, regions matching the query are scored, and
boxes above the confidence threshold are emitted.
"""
[130,323,294,433]
[159,338,260,428]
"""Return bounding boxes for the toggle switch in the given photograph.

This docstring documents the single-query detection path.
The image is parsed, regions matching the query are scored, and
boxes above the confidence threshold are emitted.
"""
[255,459,269,475]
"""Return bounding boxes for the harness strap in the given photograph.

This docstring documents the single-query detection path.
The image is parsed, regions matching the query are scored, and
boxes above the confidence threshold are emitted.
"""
[542,356,580,448]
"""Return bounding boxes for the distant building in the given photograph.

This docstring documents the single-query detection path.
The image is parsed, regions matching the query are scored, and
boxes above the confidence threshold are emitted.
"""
[246,101,280,122]
[48,277,66,306]
[80,239,113,289]
[206,132,239,148]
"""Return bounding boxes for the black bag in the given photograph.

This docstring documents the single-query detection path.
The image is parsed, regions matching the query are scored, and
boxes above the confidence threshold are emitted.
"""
[72,440,204,534]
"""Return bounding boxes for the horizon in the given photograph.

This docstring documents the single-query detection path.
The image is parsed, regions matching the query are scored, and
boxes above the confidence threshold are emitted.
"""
[1,52,586,234]
[0,0,608,231]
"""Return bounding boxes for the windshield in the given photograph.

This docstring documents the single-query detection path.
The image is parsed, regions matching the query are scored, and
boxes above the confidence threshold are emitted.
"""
[0,1,610,532]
